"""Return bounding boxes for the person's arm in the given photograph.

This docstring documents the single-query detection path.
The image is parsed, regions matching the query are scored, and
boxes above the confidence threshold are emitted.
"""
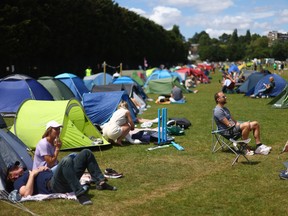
[44,138,61,168]
[19,166,49,197]
[230,116,238,125]
[220,117,235,127]
[263,83,269,89]
[126,111,135,131]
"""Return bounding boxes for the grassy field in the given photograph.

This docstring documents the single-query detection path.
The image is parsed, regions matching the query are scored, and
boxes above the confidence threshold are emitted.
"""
[1,68,288,216]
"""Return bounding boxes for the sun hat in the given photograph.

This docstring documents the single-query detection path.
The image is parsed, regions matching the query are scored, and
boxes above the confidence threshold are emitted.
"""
[46,120,62,130]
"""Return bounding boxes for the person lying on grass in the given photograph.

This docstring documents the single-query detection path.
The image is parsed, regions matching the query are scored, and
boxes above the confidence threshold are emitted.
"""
[213,91,272,155]
[7,149,117,205]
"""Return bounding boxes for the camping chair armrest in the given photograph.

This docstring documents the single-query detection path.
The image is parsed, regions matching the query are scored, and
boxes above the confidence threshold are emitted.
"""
[212,125,235,134]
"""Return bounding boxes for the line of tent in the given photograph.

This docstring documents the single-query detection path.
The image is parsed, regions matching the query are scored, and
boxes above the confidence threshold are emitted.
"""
[0,74,147,151]
[2,69,287,152]
[1,69,182,151]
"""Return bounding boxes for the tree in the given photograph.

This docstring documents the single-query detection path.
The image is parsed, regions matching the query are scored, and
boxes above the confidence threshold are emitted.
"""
[230,29,238,44]
[245,30,251,43]
[218,33,230,43]
[271,41,288,61]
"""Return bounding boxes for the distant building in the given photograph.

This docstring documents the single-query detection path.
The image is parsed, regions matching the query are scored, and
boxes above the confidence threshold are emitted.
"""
[267,31,288,46]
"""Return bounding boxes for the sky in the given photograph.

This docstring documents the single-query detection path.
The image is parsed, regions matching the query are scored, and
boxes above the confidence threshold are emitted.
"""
[114,0,288,40]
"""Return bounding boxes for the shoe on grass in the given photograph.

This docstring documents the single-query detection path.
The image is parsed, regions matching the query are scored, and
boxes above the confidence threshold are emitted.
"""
[255,144,271,155]
[279,170,288,180]
[77,194,92,205]
[96,182,117,191]
[104,168,123,179]
[245,150,254,156]
[261,144,272,151]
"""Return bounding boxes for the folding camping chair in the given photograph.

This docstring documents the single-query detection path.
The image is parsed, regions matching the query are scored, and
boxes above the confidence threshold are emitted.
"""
[211,111,251,165]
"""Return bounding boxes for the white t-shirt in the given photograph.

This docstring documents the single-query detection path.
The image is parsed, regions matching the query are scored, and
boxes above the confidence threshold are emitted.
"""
[102,108,128,141]
[223,79,232,87]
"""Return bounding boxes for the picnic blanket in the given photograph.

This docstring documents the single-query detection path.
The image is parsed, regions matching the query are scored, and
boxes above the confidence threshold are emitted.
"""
[20,192,77,202]
[19,173,92,202]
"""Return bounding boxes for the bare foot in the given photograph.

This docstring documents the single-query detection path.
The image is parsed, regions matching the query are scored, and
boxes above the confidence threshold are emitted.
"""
[116,140,124,147]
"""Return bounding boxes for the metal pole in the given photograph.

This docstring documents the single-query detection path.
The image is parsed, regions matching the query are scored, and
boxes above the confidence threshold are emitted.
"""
[158,109,161,144]
[103,61,106,85]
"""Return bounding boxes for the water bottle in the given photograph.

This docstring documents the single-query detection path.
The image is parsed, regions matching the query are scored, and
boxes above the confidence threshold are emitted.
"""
[171,141,184,151]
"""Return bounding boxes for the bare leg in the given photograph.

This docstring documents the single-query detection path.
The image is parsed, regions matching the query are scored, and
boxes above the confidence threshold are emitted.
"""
[116,123,131,145]
[240,121,261,144]
[250,121,261,144]
[137,118,154,123]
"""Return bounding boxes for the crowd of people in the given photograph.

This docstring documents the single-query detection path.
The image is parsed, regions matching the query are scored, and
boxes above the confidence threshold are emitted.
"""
[4,62,286,207]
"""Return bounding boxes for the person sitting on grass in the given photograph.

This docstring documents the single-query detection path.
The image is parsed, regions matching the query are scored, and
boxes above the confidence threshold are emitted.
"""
[7,149,117,205]
[213,91,272,155]
[32,120,63,171]
[102,101,139,146]
[250,76,275,98]
[169,85,185,103]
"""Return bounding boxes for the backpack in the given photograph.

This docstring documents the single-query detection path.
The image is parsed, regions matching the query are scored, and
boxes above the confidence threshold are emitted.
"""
[167,125,184,135]
[168,117,192,129]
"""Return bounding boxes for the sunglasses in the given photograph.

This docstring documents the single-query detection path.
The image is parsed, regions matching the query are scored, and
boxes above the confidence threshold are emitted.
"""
[219,96,226,99]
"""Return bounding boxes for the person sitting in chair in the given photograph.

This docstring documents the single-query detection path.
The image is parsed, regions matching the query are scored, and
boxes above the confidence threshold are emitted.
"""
[213,91,271,155]
[250,76,275,98]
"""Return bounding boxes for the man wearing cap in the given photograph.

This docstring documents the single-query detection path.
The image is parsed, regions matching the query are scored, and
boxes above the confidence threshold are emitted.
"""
[7,149,117,205]
[33,120,63,170]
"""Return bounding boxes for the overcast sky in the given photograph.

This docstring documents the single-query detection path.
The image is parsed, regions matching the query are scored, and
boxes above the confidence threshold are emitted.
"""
[114,0,288,40]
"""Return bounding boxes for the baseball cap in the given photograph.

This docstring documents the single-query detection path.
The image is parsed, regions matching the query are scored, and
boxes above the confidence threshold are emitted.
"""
[46,120,62,130]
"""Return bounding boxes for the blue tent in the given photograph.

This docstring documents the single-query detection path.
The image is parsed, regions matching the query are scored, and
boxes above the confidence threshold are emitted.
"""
[83,73,113,91]
[237,72,266,94]
[0,115,33,191]
[82,91,139,125]
[55,73,89,101]
[112,77,148,100]
[252,74,287,97]
[228,64,240,74]
[0,74,53,114]
[112,76,136,84]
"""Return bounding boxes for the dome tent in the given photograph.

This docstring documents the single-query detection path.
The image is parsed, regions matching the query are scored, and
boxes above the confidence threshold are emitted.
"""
[11,99,109,150]
[38,76,75,100]
[0,74,53,114]
[55,73,89,101]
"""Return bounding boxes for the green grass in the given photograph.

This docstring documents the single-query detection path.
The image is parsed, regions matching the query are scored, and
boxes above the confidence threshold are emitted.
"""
[1,68,288,216]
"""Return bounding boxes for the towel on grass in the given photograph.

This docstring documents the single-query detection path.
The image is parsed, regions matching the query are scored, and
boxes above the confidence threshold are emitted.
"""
[20,192,77,202]
[19,173,92,202]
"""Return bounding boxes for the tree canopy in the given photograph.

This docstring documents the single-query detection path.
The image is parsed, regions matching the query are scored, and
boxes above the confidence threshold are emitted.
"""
[0,0,188,77]
[0,0,286,78]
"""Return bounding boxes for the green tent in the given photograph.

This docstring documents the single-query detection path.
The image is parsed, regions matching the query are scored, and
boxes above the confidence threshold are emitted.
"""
[145,77,189,95]
[268,85,288,108]
[10,99,110,150]
[38,76,75,100]
[131,71,145,86]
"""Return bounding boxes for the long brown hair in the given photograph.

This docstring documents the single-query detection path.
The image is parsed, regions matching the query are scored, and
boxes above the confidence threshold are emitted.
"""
[42,127,53,138]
